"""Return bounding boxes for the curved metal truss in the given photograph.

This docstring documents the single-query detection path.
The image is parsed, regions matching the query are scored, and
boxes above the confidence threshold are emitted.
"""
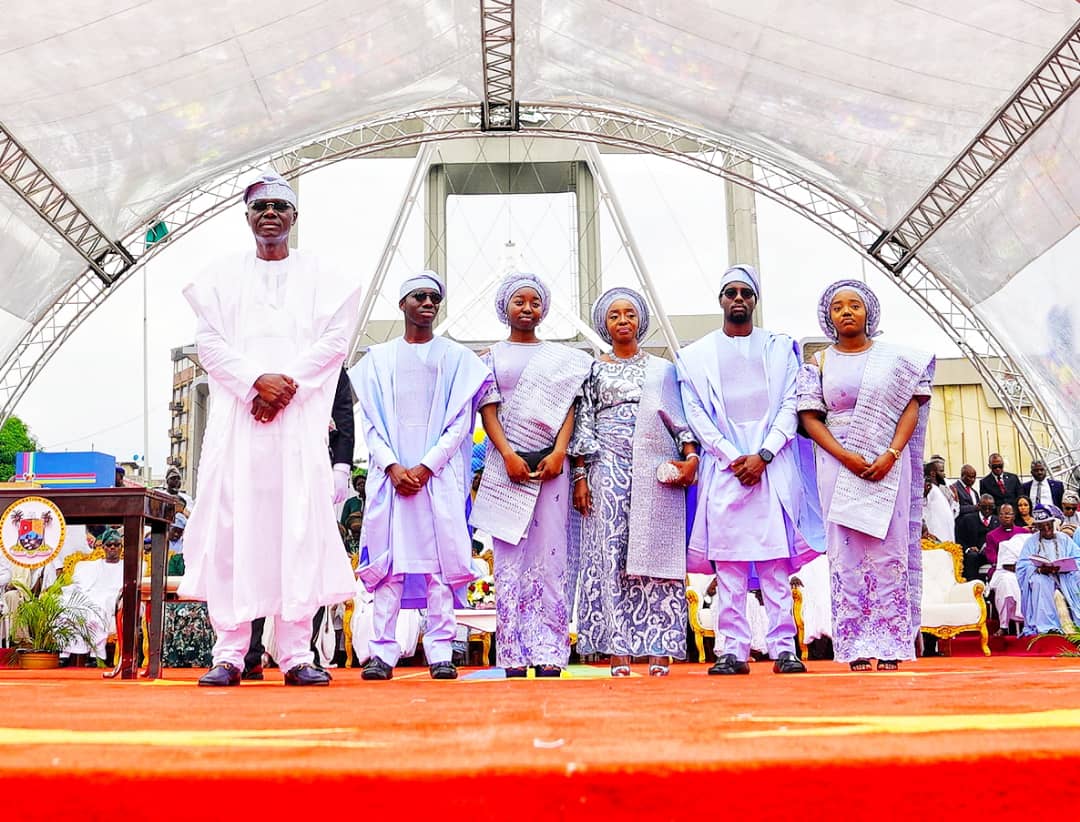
[0,102,1071,474]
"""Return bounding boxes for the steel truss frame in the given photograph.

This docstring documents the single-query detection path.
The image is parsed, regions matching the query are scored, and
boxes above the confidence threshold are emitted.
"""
[479,0,517,131]
[870,19,1080,273]
[0,103,1072,474]
[0,123,134,285]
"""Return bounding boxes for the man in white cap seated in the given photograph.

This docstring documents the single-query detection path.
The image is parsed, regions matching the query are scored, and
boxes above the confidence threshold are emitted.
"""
[61,528,125,664]
[350,271,492,680]
[1017,505,1080,635]
[181,171,362,686]
[676,264,822,675]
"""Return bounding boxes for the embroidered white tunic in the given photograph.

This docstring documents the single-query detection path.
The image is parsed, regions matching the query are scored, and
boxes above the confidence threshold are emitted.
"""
[180,251,362,629]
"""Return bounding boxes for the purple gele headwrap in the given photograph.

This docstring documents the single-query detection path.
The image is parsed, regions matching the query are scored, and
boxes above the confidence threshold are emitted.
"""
[495,273,550,325]
[817,279,881,341]
[591,287,650,343]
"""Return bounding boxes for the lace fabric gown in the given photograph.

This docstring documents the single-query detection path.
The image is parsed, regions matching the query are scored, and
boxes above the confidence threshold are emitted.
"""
[572,356,692,658]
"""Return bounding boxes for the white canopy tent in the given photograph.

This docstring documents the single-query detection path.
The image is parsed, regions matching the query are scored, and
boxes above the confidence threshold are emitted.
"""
[1,1,1079,471]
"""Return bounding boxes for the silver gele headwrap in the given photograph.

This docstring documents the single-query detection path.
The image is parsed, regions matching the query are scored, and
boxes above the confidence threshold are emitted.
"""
[495,272,550,325]
[591,286,650,344]
[399,270,445,301]
[243,171,298,208]
[717,264,761,299]
[817,278,882,341]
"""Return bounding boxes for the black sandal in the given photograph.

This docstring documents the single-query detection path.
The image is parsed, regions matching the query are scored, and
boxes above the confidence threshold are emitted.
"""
[876,659,900,671]
[849,658,872,672]
[535,665,562,678]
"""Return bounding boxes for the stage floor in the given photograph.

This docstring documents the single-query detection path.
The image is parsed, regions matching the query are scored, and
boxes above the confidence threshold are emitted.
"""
[5,657,1080,819]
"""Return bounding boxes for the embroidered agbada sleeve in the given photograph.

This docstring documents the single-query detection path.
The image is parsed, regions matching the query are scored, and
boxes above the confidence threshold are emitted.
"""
[362,412,399,472]
[420,397,475,476]
[193,312,263,403]
[676,361,742,465]
[568,363,600,459]
[283,287,361,392]
[356,354,400,471]
[760,344,799,456]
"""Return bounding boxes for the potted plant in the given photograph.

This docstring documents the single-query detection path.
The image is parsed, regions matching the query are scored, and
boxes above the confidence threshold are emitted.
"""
[9,577,100,669]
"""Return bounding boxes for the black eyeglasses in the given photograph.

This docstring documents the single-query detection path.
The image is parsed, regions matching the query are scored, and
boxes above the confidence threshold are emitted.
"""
[722,287,756,300]
[409,291,443,304]
[104,541,122,547]
[248,200,293,212]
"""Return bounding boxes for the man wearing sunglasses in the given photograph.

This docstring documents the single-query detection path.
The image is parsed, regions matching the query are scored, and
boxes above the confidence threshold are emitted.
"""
[181,171,362,687]
[60,527,126,666]
[676,264,820,676]
[350,271,492,681]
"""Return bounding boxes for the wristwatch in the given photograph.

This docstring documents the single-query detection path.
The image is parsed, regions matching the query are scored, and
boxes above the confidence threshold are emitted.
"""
[757,448,774,464]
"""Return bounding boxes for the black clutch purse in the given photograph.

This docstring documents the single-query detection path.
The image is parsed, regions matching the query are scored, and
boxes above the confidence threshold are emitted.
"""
[516,447,554,472]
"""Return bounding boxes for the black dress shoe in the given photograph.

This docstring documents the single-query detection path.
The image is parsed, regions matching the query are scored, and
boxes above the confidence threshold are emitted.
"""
[708,653,751,675]
[241,664,264,681]
[284,663,332,686]
[772,651,807,674]
[198,662,241,687]
[429,661,458,680]
[361,657,394,681]
[504,666,528,678]
[534,665,562,678]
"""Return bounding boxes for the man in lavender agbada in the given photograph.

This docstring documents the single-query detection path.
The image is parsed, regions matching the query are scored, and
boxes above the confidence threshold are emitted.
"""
[352,271,492,681]
[676,264,822,676]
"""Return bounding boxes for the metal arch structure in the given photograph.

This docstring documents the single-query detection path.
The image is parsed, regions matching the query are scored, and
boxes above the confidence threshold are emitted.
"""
[870,19,1080,273]
[0,123,134,285]
[0,101,1073,475]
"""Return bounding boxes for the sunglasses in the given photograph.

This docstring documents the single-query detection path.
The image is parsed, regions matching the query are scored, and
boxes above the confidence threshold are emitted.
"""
[104,541,122,547]
[722,287,756,300]
[409,291,443,304]
[248,200,293,212]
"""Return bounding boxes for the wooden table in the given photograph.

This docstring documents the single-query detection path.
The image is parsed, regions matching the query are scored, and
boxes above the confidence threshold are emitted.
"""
[0,488,175,680]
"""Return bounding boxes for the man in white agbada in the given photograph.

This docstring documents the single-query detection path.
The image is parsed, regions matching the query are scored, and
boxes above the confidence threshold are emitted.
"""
[61,528,124,663]
[181,172,362,687]
[351,271,492,681]
[676,264,822,675]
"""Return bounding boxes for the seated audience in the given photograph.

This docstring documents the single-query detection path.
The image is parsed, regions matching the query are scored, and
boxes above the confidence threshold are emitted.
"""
[1017,506,1080,636]
[988,531,1029,636]
[1060,492,1080,538]
[1016,495,1036,529]
[954,494,998,581]
[984,504,1030,574]
[61,528,124,663]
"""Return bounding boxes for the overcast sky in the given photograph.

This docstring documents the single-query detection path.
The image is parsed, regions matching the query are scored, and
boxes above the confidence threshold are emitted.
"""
[15,149,968,477]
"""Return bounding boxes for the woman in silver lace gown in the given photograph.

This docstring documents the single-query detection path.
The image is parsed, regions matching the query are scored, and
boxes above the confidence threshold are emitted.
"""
[570,288,698,676]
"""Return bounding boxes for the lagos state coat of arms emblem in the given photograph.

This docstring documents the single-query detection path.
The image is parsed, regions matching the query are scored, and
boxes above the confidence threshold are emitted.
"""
[0,496,66,569]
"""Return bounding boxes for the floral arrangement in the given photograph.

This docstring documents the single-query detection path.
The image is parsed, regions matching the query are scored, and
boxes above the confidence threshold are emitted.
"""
[468,575,496,609]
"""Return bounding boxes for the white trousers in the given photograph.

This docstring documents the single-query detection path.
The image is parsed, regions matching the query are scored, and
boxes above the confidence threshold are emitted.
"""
[714,558,796,661]
[370,574,455,667]
[210,612,314,672]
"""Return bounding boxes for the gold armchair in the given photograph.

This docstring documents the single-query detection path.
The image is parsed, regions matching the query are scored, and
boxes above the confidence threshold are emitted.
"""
[920,539,990,656]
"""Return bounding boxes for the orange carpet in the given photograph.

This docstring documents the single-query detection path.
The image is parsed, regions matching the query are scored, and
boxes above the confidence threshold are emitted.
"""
[5,657,1080,819]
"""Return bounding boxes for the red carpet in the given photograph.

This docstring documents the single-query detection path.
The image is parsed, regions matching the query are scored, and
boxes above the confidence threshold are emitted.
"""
[5,658,1080,819]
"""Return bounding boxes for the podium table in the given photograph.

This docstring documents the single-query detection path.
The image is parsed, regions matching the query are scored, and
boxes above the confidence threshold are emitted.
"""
[0,488,176,680]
